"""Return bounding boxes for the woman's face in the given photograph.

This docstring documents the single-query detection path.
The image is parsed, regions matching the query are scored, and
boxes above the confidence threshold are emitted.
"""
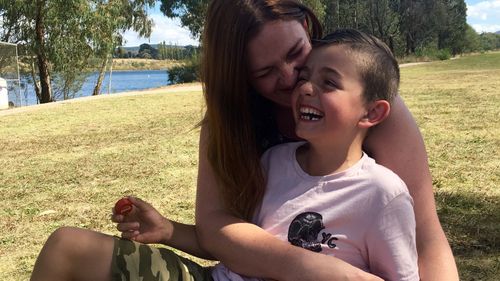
[247,20,311,108]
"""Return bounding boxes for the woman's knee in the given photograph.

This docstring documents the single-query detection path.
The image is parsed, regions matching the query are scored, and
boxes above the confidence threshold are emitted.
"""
[44,227,112,260]
[34,227,115,281]
[45,227,82,250]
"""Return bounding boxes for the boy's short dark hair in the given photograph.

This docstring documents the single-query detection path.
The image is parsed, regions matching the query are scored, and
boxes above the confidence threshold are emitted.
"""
[313,29,399,104]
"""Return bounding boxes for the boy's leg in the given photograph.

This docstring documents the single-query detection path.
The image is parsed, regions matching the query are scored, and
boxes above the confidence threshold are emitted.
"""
[31,227,115,281]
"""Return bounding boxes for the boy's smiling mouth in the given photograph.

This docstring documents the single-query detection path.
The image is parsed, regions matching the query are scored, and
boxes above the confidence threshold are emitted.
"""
[299,105,324,121]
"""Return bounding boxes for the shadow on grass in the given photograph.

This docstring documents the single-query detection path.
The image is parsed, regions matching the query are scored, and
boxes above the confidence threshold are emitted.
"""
[436,191,500,281]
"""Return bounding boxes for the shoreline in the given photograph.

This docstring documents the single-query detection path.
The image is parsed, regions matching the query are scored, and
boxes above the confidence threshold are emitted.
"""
[0,82,202,117]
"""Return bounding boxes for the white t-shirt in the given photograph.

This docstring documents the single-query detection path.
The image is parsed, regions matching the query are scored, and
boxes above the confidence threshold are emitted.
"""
[212,141,419,281]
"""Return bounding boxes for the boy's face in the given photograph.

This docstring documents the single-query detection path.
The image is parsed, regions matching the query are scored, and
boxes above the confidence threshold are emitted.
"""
[291,45,368,143]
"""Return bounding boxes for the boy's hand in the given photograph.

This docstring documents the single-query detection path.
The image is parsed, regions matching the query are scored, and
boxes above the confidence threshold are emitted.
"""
[112,197,173,245]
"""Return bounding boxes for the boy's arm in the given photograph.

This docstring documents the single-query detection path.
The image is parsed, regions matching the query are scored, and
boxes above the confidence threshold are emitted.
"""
[364,96,459,281]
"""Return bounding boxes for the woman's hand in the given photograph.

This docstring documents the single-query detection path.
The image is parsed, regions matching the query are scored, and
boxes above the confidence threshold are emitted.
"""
[112,197,172,244]
[112,196,215,259]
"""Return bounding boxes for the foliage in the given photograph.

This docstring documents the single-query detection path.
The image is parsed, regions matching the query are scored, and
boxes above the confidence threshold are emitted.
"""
[302,0,325,23]
[138,43,158,59]
[415,46,452,60]
[435,48,452,60]
[168,54,200,84]
[462,24,481,52]
[479,32,500,51]
[310,0,470,56]
[159,0,209,38]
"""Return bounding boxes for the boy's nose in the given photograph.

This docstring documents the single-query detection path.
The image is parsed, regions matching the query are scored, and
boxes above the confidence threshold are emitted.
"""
[299,81,314,96]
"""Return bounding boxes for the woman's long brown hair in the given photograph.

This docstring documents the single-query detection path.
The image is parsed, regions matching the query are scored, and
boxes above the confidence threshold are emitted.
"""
[201,0,322,220]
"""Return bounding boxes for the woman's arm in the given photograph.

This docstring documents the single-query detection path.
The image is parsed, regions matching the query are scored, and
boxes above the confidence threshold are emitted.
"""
[195,125,382,281]
[364,96,459,281]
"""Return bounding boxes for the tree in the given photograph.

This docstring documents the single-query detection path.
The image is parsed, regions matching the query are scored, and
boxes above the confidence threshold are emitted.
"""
[90,0,155,96]
[463,24,481,52]
[138,43,158,59]
[436,0,467,54]
[160,0,209,39]
[361,0,400,53]
[0,0,96,103]
[479,32,500,51]
[398,0,438,54]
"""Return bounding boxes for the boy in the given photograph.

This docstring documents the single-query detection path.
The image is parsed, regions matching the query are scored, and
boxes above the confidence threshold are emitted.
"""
[220,29,419,281]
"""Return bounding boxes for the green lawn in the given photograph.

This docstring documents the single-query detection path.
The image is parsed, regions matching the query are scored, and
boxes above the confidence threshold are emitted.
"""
[1,52,499,280]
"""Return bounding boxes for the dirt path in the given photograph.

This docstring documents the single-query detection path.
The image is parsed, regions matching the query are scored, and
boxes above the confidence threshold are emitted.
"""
[0,82,202,117]
[399,62,429,68]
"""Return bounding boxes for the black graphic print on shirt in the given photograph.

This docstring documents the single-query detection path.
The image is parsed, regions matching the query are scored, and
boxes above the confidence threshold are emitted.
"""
[287,212,338,252]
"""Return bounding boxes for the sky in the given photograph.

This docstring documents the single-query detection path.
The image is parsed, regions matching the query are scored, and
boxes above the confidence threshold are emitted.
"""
[121,0,500,47]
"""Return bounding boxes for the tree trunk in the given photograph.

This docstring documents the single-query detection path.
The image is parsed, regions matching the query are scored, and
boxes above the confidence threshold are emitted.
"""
[35,0,53,103]
[30,57,42,103]
[93,56,109,96]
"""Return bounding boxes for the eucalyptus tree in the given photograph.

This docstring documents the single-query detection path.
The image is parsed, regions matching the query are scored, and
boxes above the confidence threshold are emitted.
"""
[361,0,400,54]
[399,0,445,55]
[435,0,467,54]
[0,0,154,103]
[90,0,154,96]
[0,0,96,103]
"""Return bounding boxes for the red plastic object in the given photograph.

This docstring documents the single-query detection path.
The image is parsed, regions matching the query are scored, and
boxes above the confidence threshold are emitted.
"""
[115,198,133,215]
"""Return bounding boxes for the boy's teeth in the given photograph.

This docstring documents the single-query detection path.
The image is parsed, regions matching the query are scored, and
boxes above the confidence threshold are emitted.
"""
[299,106,323,121]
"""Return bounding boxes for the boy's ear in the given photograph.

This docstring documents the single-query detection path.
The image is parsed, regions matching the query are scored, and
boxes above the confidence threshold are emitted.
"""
[358,100,391,129]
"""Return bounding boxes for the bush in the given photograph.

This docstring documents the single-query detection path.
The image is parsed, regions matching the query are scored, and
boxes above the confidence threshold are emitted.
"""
[435,49,452,60]
[168,55,200,84]
[415,46,452,61]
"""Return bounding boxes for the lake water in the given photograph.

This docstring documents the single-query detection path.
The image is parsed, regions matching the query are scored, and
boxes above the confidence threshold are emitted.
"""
[9,69,170,106]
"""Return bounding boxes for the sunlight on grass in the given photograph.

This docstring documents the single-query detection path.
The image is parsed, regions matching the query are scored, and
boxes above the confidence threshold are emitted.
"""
[1,52,499,280]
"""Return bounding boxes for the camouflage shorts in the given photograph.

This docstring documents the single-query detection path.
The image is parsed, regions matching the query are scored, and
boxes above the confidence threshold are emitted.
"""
[111,237,214,281]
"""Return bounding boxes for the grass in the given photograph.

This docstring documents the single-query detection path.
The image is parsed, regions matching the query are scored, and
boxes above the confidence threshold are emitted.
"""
[400,52,500,280]
[1,52,499,280]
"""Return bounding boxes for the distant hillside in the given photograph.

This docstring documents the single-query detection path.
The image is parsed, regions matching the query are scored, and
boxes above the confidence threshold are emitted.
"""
[116,43,199,60]
[121,44,196,55]
[496,31,500,35]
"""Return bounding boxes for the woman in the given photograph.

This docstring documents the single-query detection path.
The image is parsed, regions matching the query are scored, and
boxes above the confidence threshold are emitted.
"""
[30,1,458,280]
[197,1,457,280]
